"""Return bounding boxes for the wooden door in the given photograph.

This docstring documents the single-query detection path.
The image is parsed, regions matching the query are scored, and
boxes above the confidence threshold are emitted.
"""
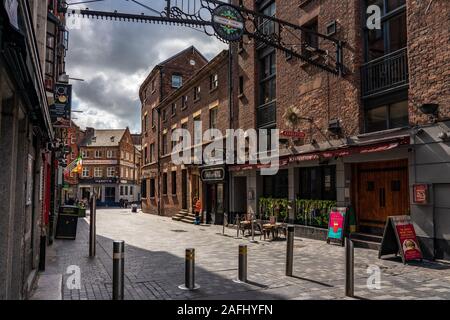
[355,159,409,234]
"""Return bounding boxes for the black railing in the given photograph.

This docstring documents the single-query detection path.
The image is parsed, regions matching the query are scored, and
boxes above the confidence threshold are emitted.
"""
[257,101,276,128]
[361,48,409,98]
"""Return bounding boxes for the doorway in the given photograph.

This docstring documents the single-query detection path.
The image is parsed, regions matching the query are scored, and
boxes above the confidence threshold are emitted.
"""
[181,169,188,210]
[354,159,409,234]
[105,187,116,205]
[206,183,224,224]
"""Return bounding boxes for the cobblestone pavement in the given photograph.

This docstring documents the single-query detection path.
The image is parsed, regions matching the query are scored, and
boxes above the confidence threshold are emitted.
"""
[42,208,450,300]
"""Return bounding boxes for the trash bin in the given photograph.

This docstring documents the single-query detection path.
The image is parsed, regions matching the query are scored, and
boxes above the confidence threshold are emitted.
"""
[55,206,79,240]
[131,204,138,213]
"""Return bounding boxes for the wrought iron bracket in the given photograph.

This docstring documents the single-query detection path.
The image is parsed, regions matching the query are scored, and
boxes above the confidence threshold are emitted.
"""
[62,0,344,75]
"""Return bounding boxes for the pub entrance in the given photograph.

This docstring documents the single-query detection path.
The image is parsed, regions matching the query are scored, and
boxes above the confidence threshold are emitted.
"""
[353,159,409,235]
[201,166,226,225]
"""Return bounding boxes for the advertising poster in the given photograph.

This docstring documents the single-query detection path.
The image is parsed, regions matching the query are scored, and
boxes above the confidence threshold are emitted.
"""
[393,216,423,262]
[379,215,423,264]
[327,207,348,246]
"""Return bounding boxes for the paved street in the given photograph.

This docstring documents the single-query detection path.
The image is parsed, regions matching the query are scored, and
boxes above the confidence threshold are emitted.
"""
[33,208,450,300]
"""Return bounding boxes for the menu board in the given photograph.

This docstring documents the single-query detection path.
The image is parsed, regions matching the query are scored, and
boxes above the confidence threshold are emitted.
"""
[379,215,423,264]
[326,207,348,246]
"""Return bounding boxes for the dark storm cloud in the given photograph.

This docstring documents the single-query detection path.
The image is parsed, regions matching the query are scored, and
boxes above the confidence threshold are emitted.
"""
[66,0,226,133]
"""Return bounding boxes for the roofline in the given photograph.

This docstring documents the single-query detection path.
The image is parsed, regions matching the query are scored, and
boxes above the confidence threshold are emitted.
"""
[138,46,208,101]
[157,50,229,109]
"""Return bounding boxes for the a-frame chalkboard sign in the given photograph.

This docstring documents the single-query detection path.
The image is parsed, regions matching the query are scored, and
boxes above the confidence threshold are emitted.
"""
[379,215,423,264]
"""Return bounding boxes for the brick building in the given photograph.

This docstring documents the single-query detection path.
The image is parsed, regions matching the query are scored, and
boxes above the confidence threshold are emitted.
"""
[63,121,84,201]
[228,0,450,259]
[78,127,140,206]
[140,46,208,214]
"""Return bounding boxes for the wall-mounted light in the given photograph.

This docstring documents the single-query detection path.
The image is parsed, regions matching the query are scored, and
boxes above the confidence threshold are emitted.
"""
[419,103,439,122]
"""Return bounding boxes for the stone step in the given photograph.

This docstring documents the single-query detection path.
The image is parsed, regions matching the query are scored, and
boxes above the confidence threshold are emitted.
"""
[180,217,195,224]
[351,238,381,251]
[350,232,383,243]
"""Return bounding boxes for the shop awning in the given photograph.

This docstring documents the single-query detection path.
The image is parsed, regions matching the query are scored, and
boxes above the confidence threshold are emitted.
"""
[229,136,410,172]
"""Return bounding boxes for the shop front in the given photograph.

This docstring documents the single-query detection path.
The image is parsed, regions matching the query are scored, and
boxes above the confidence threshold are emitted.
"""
[200,165,227,225]
[78,178,118,206]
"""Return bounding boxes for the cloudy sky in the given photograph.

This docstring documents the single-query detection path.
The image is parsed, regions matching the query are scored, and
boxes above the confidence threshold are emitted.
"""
[66,0,227,134]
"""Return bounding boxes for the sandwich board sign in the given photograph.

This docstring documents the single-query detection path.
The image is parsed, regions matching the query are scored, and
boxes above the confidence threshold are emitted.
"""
[326,207,348,246]
[379,215,423,264]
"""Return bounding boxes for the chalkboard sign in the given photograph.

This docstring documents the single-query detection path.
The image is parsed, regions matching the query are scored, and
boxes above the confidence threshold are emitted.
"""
[379,215,423,264]
[326,207,348,246]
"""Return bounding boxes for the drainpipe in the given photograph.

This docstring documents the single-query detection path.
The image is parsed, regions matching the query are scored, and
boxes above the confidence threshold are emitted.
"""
[227,43,234,217]
[157,66,164,216]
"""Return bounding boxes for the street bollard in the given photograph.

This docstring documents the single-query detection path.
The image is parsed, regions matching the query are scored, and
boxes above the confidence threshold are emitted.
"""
[286,226,295,277]
[223,212,227,235]
[345,237,354,297]
[236,245,248,283]
[89,194,96,257]
[112,240,125,300]
[179,248,200,290]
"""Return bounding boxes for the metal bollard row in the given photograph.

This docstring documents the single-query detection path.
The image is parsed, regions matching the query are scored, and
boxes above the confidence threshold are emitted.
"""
[112,240,125,300]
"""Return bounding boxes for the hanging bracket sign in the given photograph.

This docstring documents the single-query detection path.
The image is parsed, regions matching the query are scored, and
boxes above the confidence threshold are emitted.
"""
[379,215,423,264]
[212,4,245,42]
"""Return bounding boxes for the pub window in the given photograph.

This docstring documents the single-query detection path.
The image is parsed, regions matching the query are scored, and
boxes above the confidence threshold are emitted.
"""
[162,133,168,155]
[149,143,155,162]
[262,169,289,199]
[210,73,218,90]
[143,113,148,132]
[149,178,156,198]
[162,173,168,195]
[82,167,89,178]
[209,107,218,129]
[144,146,148,164]
[95,150,102,158]
[141,179,147,198]
[365,100,408,133]
[162,108,167,122]
[171,102,176,116]
[299,166,337,200]
[194,86,201,101]
[171,171,177,195]
[107,167,115,177]
[172,74,183,88]
[259,50,276,106]
[302,18,319,58]
[94,167,103,178]
[152,108,157,128]
[239,76,244,95]
[391,180,401,191]
[120,186,124,196]
[181,95,188,110]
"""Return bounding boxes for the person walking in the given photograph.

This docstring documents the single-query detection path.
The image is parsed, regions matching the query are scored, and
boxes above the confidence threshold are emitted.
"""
[193,197,202,225]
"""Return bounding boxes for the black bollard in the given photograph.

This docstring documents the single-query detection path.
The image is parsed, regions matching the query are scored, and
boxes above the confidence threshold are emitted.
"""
[238,245,248,282]
[112,240,125,300]
[179,248,200,290]
[345,237,354,297]
[286,226,295,277]
[89,194,96,257]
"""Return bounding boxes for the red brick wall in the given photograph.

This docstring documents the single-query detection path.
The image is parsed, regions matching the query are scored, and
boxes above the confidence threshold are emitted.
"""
[407,0,450,124]
[238,0,364,142]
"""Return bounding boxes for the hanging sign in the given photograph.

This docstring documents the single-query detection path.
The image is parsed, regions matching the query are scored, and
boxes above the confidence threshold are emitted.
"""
[326,207,348,246]
[379,215,423,264]
[3,0,19,30]
[50,83,72,128]
[201,167,225,182]
[212,4,245,42]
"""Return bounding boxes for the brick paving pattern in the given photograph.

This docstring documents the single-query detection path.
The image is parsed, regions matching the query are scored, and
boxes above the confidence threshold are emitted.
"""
[44,209,450,300]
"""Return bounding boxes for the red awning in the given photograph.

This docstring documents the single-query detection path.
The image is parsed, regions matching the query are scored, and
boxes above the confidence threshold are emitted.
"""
[229,136,410,172]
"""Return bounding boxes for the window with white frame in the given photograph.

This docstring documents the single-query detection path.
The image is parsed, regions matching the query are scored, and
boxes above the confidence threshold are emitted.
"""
[95,150,102,158]
[94,167,103,177]
[107,167,115,177]
[82,167,89,177]
[81,150,88,158]
[107,150,114,158]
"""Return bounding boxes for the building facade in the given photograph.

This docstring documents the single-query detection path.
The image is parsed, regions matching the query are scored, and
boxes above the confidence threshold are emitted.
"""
[78,127,140,206]
[0,0,69,299]
[140,46,208,215]
[229,0,450,259]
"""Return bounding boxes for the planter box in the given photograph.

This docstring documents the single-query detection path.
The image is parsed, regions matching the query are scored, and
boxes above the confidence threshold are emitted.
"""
[78,208,86,218]
[294,225,328,241]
